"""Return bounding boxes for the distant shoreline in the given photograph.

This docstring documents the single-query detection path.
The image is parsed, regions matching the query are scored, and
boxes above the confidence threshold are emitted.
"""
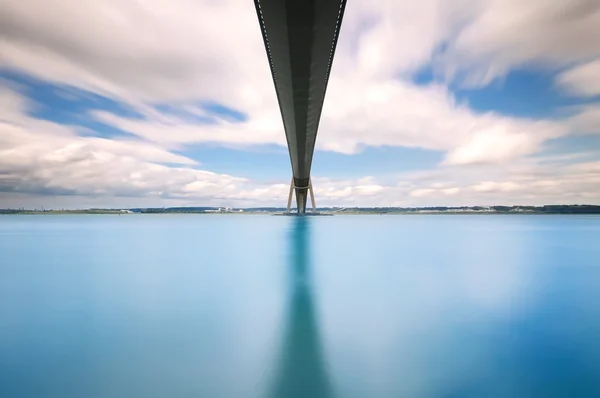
[2,205,600,216]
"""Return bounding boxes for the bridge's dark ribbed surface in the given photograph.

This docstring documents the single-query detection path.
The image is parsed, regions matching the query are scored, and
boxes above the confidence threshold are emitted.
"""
[255,0,346,212]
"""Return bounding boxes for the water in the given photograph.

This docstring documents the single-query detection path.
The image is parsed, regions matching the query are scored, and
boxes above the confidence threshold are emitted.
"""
[1,214,600,398]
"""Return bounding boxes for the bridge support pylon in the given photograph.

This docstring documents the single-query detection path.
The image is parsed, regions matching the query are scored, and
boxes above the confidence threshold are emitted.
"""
[287,177,317,214]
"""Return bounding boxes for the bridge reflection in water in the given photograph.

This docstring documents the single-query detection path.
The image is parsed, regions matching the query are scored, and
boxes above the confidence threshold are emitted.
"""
[269,218,333,398]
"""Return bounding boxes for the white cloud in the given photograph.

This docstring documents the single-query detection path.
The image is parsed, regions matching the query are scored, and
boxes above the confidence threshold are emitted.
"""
[88,77,566,167]
[470,181,522,193]
[0,0,576,165]
[0,88,249,203]
[3,0,599,94]
[321,78,565,160]
[1,0,599,206]
[335,0,469,77]
[0,0,271,109]
[2,85,600,209]
[556,59,600,98]
[313,157,600,206]
[91,108,285,150]
[354,185,385,195]
[440,0,600,86]
[410,189,436,198]
[444,121,562,165]
[0,88,411,208]
[566,103,600,135]
[441,187,460,195]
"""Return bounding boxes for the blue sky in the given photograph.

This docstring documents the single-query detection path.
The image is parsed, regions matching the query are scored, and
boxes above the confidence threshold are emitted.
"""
[1,0,600,208]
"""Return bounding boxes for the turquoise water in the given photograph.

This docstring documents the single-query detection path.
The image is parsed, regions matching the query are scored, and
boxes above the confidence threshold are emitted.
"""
[1,214,600,397]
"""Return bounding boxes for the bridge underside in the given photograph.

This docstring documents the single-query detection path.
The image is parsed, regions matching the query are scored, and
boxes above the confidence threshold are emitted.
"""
[254,0,346,213]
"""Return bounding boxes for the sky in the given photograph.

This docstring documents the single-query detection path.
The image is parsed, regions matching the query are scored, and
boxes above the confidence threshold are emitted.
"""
[1,0,600,209]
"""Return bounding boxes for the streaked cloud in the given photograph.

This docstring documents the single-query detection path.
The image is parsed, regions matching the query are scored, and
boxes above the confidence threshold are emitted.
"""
[557,60,600,98]
[439,0,600,87]
[0,0,599,207]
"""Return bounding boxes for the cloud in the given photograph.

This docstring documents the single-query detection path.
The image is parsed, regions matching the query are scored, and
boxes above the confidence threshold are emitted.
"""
[91,106,285,150]
[0,88,410,208]
[556,59,600,98]
[441,187,460,195]
[440,0,600,86]
[444,121,563,165]
[318,154,600,206]
[3,0,599,95]
[1,0,599,207]
[334,0,471,77]
[0,88,249,202]
[321,78,565,159]
[410,188,436,198]
[331,0,600,88]
[2,83,600,209]
[1,0,573,164]
[0,0,272,110]
[88,77,566,167]
[566,103,600,135]
[470,181,522,193]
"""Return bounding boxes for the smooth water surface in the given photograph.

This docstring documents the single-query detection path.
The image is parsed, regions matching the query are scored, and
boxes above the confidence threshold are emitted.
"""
[1,214,600,397]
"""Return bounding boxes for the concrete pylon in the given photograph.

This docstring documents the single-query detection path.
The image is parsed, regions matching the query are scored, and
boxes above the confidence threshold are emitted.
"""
[287,178,317,214]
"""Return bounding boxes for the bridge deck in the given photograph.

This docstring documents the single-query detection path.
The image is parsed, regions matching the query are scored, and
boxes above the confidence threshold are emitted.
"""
[254,0,347,213]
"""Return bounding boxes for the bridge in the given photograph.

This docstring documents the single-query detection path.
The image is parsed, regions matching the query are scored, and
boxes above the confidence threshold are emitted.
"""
[254,0,347,214]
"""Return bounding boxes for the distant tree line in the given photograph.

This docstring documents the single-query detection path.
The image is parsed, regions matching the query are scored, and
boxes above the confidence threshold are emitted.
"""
[3,205,600,214]
[336,205,600,214]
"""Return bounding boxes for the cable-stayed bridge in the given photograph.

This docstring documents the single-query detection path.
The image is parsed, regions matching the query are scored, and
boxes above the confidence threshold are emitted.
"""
[254,0,347,214]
